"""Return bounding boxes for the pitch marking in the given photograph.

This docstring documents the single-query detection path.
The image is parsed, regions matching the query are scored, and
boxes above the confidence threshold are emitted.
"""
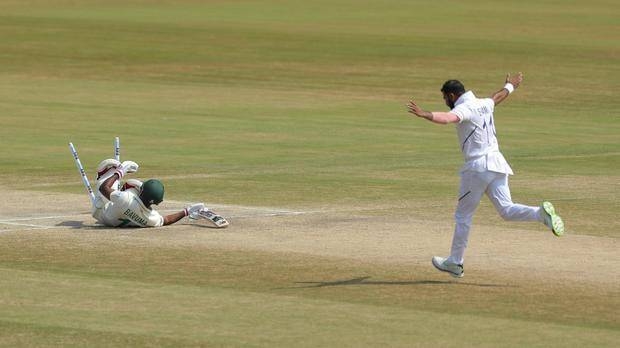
[0,204,312,232]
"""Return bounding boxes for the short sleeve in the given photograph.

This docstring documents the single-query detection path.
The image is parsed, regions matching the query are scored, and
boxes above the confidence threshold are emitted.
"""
[145,210,164,227]
[109,190,126,203]
[451,104,471,123]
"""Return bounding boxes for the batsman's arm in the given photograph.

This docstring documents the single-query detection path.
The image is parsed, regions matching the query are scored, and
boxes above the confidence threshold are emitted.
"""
[163,211,187,226]
[99,173,121,200]
[162,203,204,226]
[491,72,523,106]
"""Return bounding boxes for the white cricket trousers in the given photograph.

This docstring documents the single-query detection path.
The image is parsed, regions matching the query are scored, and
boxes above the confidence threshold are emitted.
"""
[91,176,116,222]
[448,170,543,265]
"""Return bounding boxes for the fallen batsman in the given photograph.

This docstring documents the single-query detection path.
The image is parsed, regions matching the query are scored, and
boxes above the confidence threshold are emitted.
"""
[91,159,229,228]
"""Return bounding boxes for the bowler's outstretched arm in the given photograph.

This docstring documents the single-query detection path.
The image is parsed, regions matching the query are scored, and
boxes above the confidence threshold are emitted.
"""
[406,100,460,124]
[491,72,523,106]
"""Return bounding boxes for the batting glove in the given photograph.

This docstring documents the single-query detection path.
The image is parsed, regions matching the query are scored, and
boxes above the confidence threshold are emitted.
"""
[96,159,121,179]
[184,203,205,217]
[115,160,139,179]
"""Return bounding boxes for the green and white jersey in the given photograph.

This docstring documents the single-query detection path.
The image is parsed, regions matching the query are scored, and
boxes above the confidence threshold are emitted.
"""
[94,190,164,227]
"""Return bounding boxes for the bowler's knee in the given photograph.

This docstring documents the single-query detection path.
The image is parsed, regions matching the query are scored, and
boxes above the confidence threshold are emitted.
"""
[454,212,473,226]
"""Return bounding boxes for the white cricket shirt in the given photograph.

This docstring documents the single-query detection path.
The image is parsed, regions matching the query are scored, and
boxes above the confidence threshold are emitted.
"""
[95,190,164,227]
[451,91,513,175]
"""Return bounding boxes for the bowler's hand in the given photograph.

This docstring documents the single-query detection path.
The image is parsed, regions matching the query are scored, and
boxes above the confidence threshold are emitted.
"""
[406,100,432,120]
[505,72,523,89]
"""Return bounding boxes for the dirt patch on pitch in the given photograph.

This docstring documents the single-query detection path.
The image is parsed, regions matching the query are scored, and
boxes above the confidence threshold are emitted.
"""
[0,187,618,289]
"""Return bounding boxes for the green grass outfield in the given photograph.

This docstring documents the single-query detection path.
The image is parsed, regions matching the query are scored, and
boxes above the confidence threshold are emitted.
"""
[0,0,618,346]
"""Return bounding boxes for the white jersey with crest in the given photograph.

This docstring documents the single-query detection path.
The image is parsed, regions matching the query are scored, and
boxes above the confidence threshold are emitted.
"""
[450,91,513,175]
[92,188,164,228]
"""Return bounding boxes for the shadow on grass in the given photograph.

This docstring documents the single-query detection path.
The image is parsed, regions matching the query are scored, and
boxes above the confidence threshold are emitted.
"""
[57,220,224,230]
[277,276,515,289]
[56,221,116,230]
[56,220,87,229]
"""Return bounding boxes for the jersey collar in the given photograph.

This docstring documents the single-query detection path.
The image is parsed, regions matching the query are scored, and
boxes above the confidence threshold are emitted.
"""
[454,91,475,107]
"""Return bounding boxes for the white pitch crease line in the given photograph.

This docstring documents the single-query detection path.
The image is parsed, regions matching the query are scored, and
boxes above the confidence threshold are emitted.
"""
[0,227,54,233]
[228,211,308,218]
[157,209,309,218]
[0,221,55,229]
[162,201,313,218]
[0,205,312,232]
[164,200,303,212]
[0,214,90,223]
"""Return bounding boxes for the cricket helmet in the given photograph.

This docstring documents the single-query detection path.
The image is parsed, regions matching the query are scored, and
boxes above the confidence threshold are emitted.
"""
[139,179,164,206]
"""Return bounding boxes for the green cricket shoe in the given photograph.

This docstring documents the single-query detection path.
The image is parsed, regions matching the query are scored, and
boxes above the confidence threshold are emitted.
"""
[541,201,564,236]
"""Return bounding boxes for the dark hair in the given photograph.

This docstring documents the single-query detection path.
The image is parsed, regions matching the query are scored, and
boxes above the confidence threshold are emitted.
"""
[441,80,465,95]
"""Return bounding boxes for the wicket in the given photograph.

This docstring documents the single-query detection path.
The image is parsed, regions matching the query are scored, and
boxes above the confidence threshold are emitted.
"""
[68,142,96,204]
[114,136,120,161]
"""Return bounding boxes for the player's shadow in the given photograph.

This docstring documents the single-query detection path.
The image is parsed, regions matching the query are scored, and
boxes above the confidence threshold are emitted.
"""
[276,276,514,289]
[56,221,108,230]
[57,221,86,229]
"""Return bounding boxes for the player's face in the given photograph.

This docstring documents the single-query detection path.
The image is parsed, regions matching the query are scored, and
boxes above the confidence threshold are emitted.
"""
[443,93,455,109]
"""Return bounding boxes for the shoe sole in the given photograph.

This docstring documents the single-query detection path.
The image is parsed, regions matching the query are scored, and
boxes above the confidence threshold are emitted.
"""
[543,202,564,237]
[432,258,464,278]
